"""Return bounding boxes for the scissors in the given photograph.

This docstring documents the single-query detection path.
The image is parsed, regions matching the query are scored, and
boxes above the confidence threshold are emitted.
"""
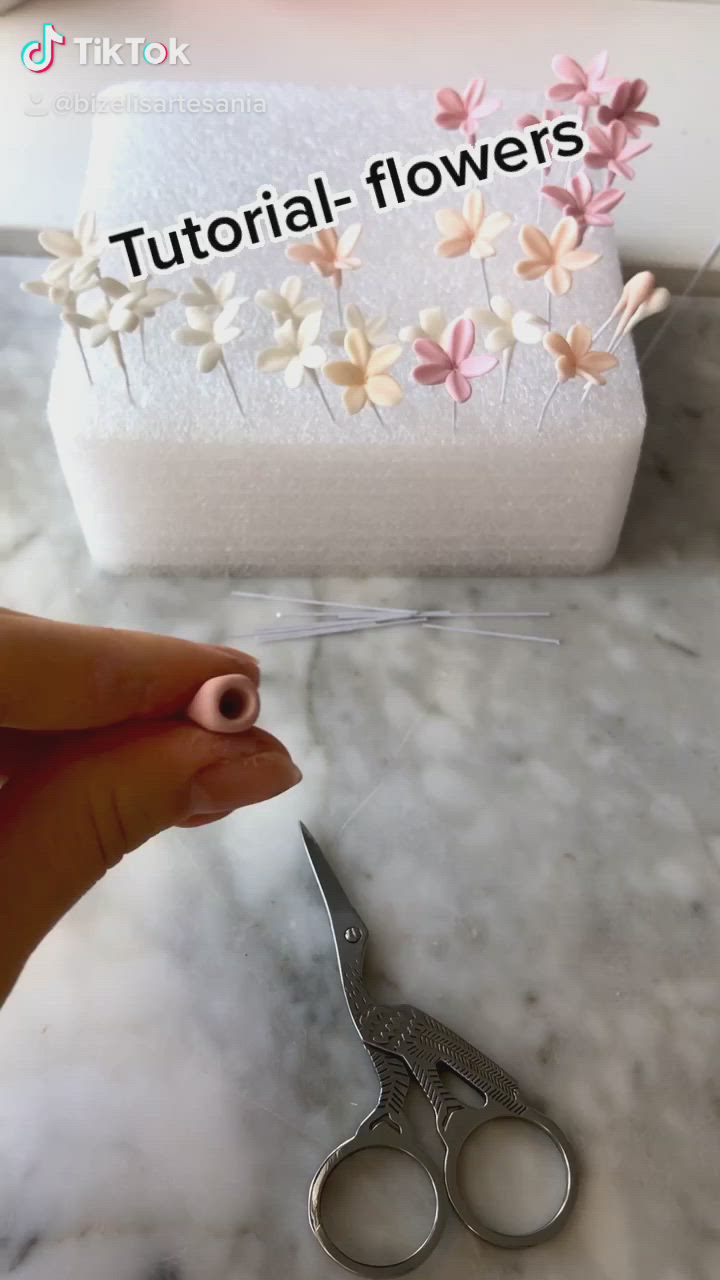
[300,823,578,1277]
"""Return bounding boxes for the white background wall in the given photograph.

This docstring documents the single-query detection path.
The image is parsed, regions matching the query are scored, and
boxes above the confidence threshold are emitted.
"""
[1,0,718,281]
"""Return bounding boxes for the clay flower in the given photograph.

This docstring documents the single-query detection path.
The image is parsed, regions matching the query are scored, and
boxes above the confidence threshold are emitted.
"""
[595,271,671,347]
[598,80,659,137]
[108,278,174,359]
[541,172,625,237]
[179,272,241,313]
[547,51,621,111]
[38,211,102,289]
[324,329,403,419]
[87,298,135,401]
[435,192,512,261]
[172,299,247,414]
[254,275,321,325]
[466,297,544,402]
[514,217,600,299]
[22,277,94,384]
[537,324,618,430]
[256,311,335,423]
[330,303,391,347]
[287,225,362,324]
[434,78,502,144]
[584,122,652,182]
[413,318,497,429]
[398,308,455,350]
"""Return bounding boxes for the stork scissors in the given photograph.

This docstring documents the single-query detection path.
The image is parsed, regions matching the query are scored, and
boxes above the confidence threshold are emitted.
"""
[300,823,578,1277]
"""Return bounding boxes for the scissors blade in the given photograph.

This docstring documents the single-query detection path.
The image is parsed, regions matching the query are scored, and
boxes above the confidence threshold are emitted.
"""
[299,823,369,987]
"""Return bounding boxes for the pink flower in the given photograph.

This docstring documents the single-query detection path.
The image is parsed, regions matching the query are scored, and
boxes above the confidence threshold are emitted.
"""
[597,79,659,137]
[585,122,652,181]
[413,318,498,403]
[548,51,621,108]
[541,172,625,236]
[435,79,502,143]
[515,108,561,130]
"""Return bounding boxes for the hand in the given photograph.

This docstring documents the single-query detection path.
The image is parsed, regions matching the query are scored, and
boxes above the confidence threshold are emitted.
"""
[0,611,302,1003]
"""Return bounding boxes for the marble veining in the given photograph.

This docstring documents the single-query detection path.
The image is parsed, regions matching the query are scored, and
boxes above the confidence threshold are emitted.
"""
[0,259,719,1279]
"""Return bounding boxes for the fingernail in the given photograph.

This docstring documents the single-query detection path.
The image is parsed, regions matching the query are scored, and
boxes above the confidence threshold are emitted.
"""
[190,753,302,815]
[212,644,260,672]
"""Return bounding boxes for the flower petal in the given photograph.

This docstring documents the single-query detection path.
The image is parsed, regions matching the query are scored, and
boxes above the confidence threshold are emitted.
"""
[38,228,79,258]
[413,339,451,368]
[567,323,592,358]
[435,87,465,114]
[462,190,485,230]
[343,385,367,414]
[366,374,403,407]
[551,216,580,257]
[519,224,551,263]
[484,325,513,353]
[324,360,364,388]
[551,55,586,86]
[286,244,325,266]
[545,265,572,296]
[543,332,572,360]
[413,362,452,386]
[418,308,447,342]
[514,259,547,282]
[367,343,402,376]
[173,326,207,347]
[435,208,468,237]
[301,344,326,369]
[435,236,472,258]
[337,223,362,258]
[560,248,601,271]
[198,342,221,373]
[512,311,546,344]
[344,327,370,369]
[216,273,236,303]
[446,369,472,403]
[257,347,291,372]
[255,288,285,313]
[459,353,498,378]
[447,317,475,364]
[481,211,512,241]
[298,309,323,347]
[282,275,302,305]
[284,356,305,389]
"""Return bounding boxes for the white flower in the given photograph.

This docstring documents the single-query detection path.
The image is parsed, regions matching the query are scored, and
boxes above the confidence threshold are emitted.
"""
[254,275,321,325]
[256,312,326,388]
[399,307,457,351]
[330,303,391,348]
[172,300,244,373]
[466,296,546,353]
[87,300,128,348]
[179,272,242,313]
[109,278,174,330]
[38,211,102,289]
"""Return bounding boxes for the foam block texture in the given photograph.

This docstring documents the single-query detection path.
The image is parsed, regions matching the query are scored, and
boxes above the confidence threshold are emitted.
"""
[47,82,646,574]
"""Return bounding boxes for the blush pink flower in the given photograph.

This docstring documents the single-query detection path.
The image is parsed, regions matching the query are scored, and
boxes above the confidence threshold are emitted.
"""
[541,172,625,236]
[515,108,561,130]
[548,51,622,108]
[413,318,497,403]
[597,79,659,137]
[434,79,502,144]
[585,122,652,181]
[514,217,601,296]
[286,224,361,289]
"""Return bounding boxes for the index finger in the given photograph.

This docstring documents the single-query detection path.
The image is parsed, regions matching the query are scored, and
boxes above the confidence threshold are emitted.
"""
[0,611,259,731]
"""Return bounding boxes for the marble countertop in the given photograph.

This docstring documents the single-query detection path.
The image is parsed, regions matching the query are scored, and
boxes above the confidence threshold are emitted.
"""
[1,257,719,1280]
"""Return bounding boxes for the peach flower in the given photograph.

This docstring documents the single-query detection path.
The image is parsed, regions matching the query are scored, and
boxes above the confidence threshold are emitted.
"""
[435,192,512,260]
[514,217,600,296]
[543,324,618,385]
[286,224,362,289]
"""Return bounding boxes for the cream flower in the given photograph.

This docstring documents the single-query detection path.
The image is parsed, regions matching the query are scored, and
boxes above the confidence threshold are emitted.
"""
[330,303,391,347]
[435,193,512,260]
[179,272,242,313]
[172,300,244,372]
[257,312,326,388]
[254,275,321,325]
[324,329,403,416]
[38,211,102,289]
[286,224,362,289]
[467,296,546,352]
[514,218,600,297]
[398,307,456,350]
[543,324,618,385]
[109,278,174,330]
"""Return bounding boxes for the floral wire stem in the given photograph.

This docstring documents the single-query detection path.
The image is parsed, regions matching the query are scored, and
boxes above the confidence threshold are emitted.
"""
[481,260,491,306]
[220,353,245,416]
[112,333,133,404]
[371,401,385,427]
[536,379,559,432]
[547,293,552,327]
[310,368,335,423]
[452,399,458,434]
[500,347,513,404]
[336,282,343,325]
[140,321,147,362]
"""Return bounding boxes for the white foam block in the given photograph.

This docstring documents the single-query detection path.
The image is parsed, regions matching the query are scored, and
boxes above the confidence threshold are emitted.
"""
[47,82,646,574]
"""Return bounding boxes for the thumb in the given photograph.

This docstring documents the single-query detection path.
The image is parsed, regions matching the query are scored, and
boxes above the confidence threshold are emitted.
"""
[0,722,301,1002]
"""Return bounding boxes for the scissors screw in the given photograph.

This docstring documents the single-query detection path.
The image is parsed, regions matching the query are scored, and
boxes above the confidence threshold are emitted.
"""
[344,927,362,944]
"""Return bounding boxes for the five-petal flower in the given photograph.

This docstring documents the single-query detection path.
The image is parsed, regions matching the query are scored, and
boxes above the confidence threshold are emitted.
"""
[38,212,102,290]
[597,79,659,137]
[435,192,512,260]
[514,217,601,296]
[254,274,321,325]
[398,307,456,349]
[543,324,618,385]
[172,300,244,372]
[109,278,175,331]
[541,172,625,236]
[330,303,391,347]
[413,318,498,403]
[434,78,502,143]
[286,224,362,289]
[467,296,546,353]
[547,51,621,108]
[584,122,652,181]
[179,272,241,312]
[324,329,403,415]
[257,312,327,388]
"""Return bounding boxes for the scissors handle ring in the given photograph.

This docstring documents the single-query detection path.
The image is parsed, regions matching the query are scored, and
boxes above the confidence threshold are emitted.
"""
[309,1117,447,1278]
[442,1102,579,1249]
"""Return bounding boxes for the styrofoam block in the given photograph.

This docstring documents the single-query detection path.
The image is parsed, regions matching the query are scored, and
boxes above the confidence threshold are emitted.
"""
[47,82,646,574]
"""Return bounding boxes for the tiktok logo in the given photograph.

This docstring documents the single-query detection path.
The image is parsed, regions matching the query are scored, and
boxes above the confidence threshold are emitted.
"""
[21,22,65,73]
